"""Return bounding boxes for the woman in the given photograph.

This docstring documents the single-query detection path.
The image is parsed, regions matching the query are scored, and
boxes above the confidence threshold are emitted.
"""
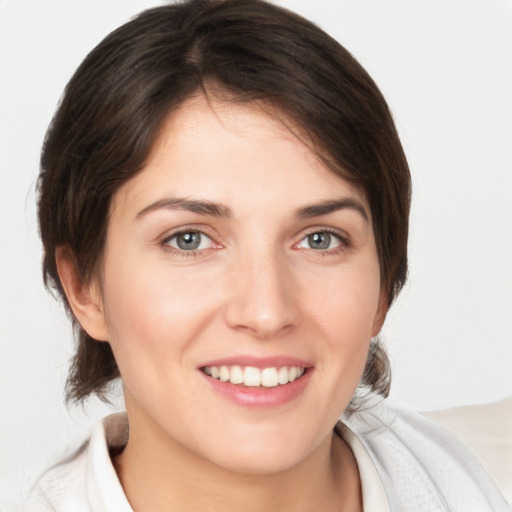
[24,0,510,510]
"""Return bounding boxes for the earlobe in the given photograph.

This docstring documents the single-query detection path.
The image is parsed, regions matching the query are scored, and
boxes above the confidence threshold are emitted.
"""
[56,247,109,342]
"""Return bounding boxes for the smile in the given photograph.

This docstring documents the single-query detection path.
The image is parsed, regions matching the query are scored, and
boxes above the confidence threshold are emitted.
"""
[202,365,306,387]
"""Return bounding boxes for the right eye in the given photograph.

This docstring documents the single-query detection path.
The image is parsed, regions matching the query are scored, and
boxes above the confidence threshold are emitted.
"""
[164,231,214,252]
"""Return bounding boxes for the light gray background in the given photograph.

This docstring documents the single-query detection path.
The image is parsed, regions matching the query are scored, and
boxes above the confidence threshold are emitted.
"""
[1,0,511,510]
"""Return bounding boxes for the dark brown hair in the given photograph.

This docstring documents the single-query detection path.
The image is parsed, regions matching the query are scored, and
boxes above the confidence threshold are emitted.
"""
[38,0,410,405]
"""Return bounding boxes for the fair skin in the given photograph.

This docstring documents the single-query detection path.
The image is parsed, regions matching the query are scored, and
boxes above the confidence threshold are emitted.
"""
[58,95,387,512]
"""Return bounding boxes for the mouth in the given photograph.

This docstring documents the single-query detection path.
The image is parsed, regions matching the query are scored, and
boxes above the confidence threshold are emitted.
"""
[199,358,313,407]
[201,365,307,388]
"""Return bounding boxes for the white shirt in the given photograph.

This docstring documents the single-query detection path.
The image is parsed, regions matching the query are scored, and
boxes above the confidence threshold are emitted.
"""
[25,396,512,512]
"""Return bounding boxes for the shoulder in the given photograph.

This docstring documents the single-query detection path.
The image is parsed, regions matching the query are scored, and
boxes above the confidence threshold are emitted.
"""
[24,444,90,512]
[423,396,512,506]
[24,412,131,512]
[343,394,512,512]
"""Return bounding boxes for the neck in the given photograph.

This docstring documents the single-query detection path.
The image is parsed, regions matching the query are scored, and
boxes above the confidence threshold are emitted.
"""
[114,411,361,512]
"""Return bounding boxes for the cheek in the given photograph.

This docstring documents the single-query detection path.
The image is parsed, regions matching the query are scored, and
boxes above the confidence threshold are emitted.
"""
[101,257,223,363]
[311,265,381,338]
[307,263,381,376]
[101,272,210,411]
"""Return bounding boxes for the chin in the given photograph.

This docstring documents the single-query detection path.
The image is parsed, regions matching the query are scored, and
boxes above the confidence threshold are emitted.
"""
[210,449,307,476]
[192,427,323,476]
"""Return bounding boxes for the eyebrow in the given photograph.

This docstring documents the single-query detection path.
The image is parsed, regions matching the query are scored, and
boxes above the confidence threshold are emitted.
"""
[135,196,369,222]
[296,198,369,222]
[136,198,232,219]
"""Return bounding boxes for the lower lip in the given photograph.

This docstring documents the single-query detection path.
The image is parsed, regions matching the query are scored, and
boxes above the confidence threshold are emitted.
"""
[200,370,313,408]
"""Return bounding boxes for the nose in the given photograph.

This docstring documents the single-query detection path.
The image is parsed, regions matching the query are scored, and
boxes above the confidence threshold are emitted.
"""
[224,249,299,339]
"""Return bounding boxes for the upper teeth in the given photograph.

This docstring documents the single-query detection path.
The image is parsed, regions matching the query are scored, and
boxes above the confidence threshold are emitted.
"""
[203,365,305,387]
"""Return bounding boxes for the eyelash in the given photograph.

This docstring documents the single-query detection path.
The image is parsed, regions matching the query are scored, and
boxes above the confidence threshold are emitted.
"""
[159,228,218,257]
[297,227,350,255]
[158,226,350,257]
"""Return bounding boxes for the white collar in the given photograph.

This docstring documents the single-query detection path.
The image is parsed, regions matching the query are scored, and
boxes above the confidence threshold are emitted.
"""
[86,412,388,512]
[86,413,132,511]
[339,423,391,512]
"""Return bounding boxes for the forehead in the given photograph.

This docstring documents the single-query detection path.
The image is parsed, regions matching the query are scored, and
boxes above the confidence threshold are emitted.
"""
[112,95,369,218]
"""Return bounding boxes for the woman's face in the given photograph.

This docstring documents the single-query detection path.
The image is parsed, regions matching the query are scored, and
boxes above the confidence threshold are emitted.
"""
[96,96,385,474]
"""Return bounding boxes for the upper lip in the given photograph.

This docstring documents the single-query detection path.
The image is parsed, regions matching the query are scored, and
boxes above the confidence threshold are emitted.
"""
[198,355,313,369]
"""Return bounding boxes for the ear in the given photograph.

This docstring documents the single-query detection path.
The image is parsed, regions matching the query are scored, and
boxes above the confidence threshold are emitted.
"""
[371,288,388,338]
[56,247,109,342]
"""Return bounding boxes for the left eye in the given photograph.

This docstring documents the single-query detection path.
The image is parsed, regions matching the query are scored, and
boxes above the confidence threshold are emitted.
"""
[298,231,342,251]
[166,231,214,251]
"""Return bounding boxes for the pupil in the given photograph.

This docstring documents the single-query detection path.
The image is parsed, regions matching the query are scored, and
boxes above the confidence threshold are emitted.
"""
[308,232,330,250]
[177,232,201,250]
